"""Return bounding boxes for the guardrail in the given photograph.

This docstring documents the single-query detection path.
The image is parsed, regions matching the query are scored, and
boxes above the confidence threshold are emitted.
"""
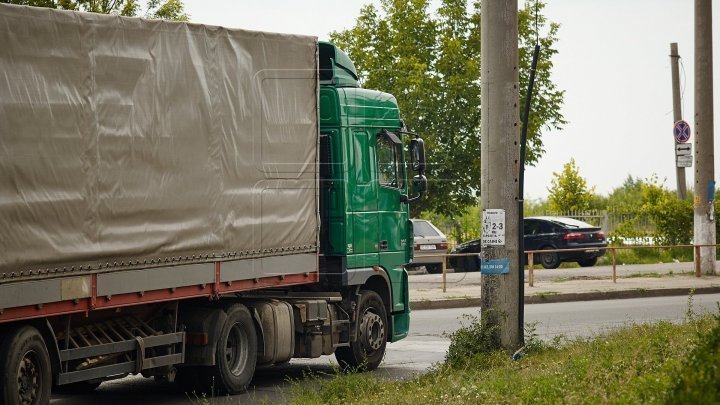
[419,244,718,293]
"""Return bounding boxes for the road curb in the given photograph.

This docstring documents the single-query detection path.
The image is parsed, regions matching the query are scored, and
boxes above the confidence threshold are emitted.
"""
[409,286,720,311]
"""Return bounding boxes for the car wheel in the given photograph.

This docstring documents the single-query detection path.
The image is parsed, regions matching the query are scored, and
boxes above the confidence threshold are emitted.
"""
[578,257,598,267]
[540,247,560,269]
[424,264,443,274]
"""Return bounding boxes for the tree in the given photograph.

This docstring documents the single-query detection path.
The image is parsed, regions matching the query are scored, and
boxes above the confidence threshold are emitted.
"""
[606,174,645,211]
[1,0,189,20]
[331,0,565,217]
[639,176,692,245]
[547,158,594,212]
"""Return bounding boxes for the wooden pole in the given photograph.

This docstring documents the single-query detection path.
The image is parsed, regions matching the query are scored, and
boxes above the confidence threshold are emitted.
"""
[528,253,534,287]
[442,255,447,293]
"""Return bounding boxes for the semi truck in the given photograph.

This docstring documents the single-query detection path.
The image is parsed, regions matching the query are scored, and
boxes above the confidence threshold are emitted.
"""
[0,4,427,404]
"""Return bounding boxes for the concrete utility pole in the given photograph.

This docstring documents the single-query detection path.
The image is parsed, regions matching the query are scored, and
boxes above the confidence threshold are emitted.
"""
[670,43,687,200]
[694,0,716,275]
[480,0,522,348]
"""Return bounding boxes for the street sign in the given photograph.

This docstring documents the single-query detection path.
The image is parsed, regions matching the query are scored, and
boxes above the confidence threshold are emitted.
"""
[674,120,691,143]
[480,258,510,274]
[677,155,693,168]
[676,143,692,156]
[481,209,505,245]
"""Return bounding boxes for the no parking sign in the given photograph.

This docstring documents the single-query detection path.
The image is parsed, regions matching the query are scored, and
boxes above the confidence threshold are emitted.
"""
[674,120,691,143]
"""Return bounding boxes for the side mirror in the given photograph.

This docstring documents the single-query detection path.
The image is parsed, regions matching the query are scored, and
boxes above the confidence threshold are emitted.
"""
[412,174,428,193]
[409,138,426,173]
[403,174,427,204]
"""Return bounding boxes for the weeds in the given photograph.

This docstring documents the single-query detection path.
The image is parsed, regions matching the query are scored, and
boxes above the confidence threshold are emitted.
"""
[626,272,662,278]
[443,309,501,368]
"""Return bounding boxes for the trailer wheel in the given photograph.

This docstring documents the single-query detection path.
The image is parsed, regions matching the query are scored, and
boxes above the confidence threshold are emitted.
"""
[0,326,52,405]
[214,304,257,394]
[335,290,387,371]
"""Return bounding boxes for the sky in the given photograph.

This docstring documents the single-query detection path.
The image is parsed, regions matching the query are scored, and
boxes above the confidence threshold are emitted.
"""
[182,0,720,201]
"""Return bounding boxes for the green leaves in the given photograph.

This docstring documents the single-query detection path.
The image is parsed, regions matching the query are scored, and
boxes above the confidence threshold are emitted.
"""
[1,0,189,20]
[547,158,595,212]
[331,1,565,217]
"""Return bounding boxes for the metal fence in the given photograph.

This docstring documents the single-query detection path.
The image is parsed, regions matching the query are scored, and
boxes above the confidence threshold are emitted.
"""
[538,209,654,235]
[424,244,713,293]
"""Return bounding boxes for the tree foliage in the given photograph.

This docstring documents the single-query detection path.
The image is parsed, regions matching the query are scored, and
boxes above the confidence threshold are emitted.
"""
[547,158,594,212]
[1,0,188,20]
[639,176,692,245]
[607,175,645,210]
[331,0,565,217]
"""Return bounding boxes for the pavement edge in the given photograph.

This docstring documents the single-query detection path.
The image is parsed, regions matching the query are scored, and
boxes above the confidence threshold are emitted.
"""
[410,286,720,311]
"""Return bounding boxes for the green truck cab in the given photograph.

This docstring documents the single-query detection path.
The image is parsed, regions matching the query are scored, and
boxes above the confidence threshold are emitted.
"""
[317,42,427,343]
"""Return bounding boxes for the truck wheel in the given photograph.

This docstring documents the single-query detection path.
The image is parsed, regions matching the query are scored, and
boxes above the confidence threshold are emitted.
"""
[335,290,387,371]
[214,304,257,394]
[0,326,52,405]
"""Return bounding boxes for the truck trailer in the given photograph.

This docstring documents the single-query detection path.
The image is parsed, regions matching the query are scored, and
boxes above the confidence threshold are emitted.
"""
[0,4,427,404]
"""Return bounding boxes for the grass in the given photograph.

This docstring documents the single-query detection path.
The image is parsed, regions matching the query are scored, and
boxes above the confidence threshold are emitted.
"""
[597,246,694,266]
[288,307,720,404]
[534,291,559,298]
[626,272,662,278]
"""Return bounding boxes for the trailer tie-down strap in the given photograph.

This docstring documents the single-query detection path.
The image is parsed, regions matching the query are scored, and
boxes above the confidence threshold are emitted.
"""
[135,336,145,374]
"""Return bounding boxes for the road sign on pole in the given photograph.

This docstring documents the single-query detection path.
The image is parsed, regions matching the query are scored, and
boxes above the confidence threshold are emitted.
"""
[677,155,693,167]
[676,143,692,156]
[674,120,691,143]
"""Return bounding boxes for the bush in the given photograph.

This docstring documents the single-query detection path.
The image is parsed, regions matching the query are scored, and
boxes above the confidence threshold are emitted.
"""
[444,310,501,368]
[667,308,720,403]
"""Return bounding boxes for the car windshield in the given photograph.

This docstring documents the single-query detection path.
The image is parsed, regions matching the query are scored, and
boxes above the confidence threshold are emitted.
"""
[413,221,440,237]
[546,217,596,229]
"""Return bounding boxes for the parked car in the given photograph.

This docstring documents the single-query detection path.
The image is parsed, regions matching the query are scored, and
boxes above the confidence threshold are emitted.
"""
[408,219,449,274]
[450,216,607,271]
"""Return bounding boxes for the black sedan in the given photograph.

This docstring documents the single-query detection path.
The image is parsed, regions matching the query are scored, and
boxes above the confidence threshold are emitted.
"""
[450,216,608,270]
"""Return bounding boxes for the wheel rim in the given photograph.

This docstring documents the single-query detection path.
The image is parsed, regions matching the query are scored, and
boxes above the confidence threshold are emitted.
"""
[359,307,385,353]
[17,350,40,405]
[225,322,249,376]
[542,253,556,266]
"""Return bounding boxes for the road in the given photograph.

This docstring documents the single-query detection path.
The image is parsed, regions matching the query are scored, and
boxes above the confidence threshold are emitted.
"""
[51,293,720,404]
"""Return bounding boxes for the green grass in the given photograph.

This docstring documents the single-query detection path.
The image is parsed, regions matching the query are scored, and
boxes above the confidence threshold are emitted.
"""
[288,311,720,404]
[598,246,694,266]
[626,272,663,278]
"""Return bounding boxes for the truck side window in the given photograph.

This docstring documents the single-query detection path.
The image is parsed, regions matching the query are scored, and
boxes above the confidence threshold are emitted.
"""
[377,134,398,188]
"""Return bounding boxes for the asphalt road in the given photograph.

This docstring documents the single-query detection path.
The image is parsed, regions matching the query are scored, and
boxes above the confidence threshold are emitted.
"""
[51,293,720,404]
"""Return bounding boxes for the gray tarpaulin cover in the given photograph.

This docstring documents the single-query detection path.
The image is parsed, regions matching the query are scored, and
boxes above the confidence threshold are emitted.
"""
[0,4,319,280]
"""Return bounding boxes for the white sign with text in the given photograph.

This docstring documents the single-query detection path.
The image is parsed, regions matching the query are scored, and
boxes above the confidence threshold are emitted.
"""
[482,209,505,245]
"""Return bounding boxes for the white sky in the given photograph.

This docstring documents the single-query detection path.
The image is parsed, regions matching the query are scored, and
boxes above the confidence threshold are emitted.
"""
[183,0,720,201]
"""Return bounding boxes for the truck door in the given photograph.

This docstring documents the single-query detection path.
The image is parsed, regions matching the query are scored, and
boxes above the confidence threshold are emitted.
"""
[375,130,406,256]
[350,130,379,259]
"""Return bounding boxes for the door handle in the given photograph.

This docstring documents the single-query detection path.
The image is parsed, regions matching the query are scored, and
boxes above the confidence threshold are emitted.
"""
[379,240,388,250]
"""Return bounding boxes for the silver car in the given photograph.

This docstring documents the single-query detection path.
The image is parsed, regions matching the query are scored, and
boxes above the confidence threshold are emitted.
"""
[408,219,449,274]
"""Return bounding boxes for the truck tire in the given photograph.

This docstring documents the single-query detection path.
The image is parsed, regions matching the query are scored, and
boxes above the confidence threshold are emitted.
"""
[213,304,257,394]
[335,290,387,371]
[0,325,52,405]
